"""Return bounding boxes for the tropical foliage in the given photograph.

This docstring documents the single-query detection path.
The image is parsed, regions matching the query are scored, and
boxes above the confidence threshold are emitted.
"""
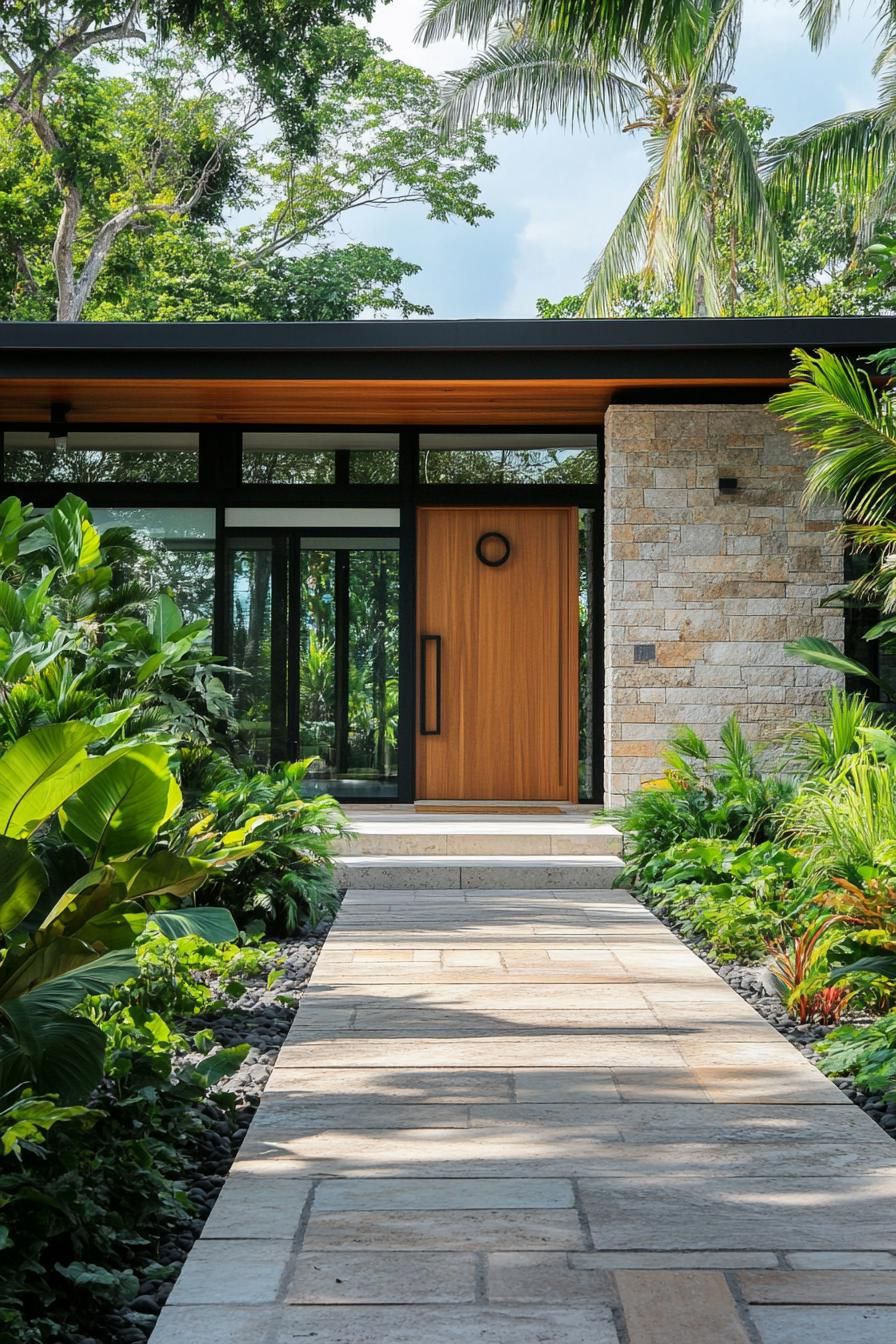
[0,491,347,1342]
[425,0,896,316]
[0,12,503,320]
[768,346,896,700]
[615,678,896,1097]
[421,0,787,315]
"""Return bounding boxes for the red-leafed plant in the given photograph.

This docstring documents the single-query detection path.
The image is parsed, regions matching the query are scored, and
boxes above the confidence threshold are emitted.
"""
[769,915,854,1024]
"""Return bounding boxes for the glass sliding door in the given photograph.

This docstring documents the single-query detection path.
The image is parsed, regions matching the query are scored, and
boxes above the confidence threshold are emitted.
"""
[227,534,289,764]
[225,529,400,799]
[299,537,400,799]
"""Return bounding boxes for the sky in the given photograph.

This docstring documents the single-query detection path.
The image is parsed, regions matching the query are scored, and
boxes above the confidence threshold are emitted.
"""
[339,0,885,318]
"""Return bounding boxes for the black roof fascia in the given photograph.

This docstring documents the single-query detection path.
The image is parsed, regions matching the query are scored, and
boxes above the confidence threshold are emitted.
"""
[0,317,893,383]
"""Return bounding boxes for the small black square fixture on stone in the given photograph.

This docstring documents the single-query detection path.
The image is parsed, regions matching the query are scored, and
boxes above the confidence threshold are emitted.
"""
[634,643,656,663]
[718,476,739,494]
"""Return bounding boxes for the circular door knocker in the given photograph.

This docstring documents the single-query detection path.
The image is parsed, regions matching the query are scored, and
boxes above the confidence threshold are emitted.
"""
[475,531,511,568]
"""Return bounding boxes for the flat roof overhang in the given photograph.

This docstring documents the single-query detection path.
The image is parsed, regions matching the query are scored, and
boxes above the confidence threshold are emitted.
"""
[0,317,892,426]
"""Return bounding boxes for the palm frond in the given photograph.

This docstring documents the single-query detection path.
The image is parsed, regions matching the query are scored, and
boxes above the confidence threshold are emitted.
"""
[416,0,521,44]
[799,0,844,50]
[764,110,891,214]
[582,176,655,314]
[716,112,785,297]
[769,347,896,524]
[417,0,703,61]
[439,32,643,131]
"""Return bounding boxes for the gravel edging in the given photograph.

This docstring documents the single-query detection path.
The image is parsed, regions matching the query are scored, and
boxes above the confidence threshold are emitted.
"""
[636,891,896,1139]
[80,912,336,1344]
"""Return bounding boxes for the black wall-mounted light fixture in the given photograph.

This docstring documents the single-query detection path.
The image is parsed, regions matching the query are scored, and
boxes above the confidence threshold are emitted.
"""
[48,401,70,451]
[718,476,739,494]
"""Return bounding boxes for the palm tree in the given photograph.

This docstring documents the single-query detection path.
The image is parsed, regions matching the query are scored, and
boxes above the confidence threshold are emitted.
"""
[768,346,896,694]
[764,1,896,248]
[418,0,784,315]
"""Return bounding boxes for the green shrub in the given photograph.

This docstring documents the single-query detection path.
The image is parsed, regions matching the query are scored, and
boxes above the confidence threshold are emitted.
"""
[172,758,350,934]
[781,757,896,885]
[612,716,796,885]
[816,1013,896,1099]
[636,837,796,962]
[0,925,260,1344]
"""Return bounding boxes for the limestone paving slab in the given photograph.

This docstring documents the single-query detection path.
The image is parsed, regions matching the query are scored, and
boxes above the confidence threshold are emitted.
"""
[736,1270,896,1303]
[312,1177,576,1211]
[286,1250,479,1304]
[149,876,896,1344]
[485,1252,616,1305]
[786,1252,896,1270]
[274,1034,691,1068]
[615,1270,752,1344]
[264,1066,515,1103]
[570,1251,779,1269]
[200,1176,312,1239]
[165,1239,294,1304]
[301,1208,588,1251]
[579,1172,896,1250]
[465,1101,885,1142]
[247,1099,471,1131]
[278,1305,621,1344]
[748,1306,896,1344]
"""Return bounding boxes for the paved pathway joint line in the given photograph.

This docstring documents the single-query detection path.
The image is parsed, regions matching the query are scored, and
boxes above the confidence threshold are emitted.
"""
[150,883,896,1344]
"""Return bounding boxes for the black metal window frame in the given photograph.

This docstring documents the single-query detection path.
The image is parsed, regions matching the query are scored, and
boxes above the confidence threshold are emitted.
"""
[0,421,605,803]
[224,524,402,801]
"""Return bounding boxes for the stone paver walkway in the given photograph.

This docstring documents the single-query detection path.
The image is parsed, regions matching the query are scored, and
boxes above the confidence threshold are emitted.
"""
[150,886,896,1344]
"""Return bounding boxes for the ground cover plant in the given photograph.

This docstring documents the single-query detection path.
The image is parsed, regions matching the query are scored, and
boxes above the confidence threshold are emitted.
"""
[0,494,348,1343]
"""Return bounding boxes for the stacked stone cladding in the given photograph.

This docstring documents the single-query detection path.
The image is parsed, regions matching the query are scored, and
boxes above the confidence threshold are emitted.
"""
[603,403,843,805]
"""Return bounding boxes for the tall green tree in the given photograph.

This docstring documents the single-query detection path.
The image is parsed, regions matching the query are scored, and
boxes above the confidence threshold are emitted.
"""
[0,48,501,320]
[0,3,384,320]
[419,0,783,315]
[538,194,880,317]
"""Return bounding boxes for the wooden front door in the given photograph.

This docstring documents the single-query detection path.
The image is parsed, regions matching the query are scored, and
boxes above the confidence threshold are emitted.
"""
[416,507,578,801]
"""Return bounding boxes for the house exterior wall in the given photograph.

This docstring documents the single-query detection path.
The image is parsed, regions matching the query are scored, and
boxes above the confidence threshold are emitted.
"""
[603,403,844,806]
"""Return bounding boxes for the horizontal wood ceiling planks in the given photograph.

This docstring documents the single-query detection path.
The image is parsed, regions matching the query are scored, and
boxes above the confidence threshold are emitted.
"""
[0,377,785,425]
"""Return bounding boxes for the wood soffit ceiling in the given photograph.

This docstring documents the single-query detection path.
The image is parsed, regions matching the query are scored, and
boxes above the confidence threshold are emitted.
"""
[0,377,787,426]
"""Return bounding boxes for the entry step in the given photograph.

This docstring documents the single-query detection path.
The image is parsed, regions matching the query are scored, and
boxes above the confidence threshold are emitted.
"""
[333,854,624,890]
[335,817,622,858]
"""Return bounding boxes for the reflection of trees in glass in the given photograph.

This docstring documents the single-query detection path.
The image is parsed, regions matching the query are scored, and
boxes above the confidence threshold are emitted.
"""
[5,448,197,483]
[230,546,274,760]
[299,551,337,767]
[135,539,215,627]
[419,447,598,484]
[242,451,335,484]
[349,451,400,484]
[579,510,596,800]
[298,547,399,782]
[348,551,400,779]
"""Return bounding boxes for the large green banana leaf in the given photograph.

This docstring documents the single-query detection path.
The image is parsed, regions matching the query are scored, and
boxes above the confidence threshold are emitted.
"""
[59,743,182,862]
[0,836,46,932]
[0,721,109,838]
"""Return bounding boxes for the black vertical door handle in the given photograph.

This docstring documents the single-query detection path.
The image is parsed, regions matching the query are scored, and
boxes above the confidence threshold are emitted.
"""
[419,634,442,735]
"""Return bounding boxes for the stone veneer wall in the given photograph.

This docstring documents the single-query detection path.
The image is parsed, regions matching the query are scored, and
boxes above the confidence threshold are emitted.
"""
[603,403,844,806]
